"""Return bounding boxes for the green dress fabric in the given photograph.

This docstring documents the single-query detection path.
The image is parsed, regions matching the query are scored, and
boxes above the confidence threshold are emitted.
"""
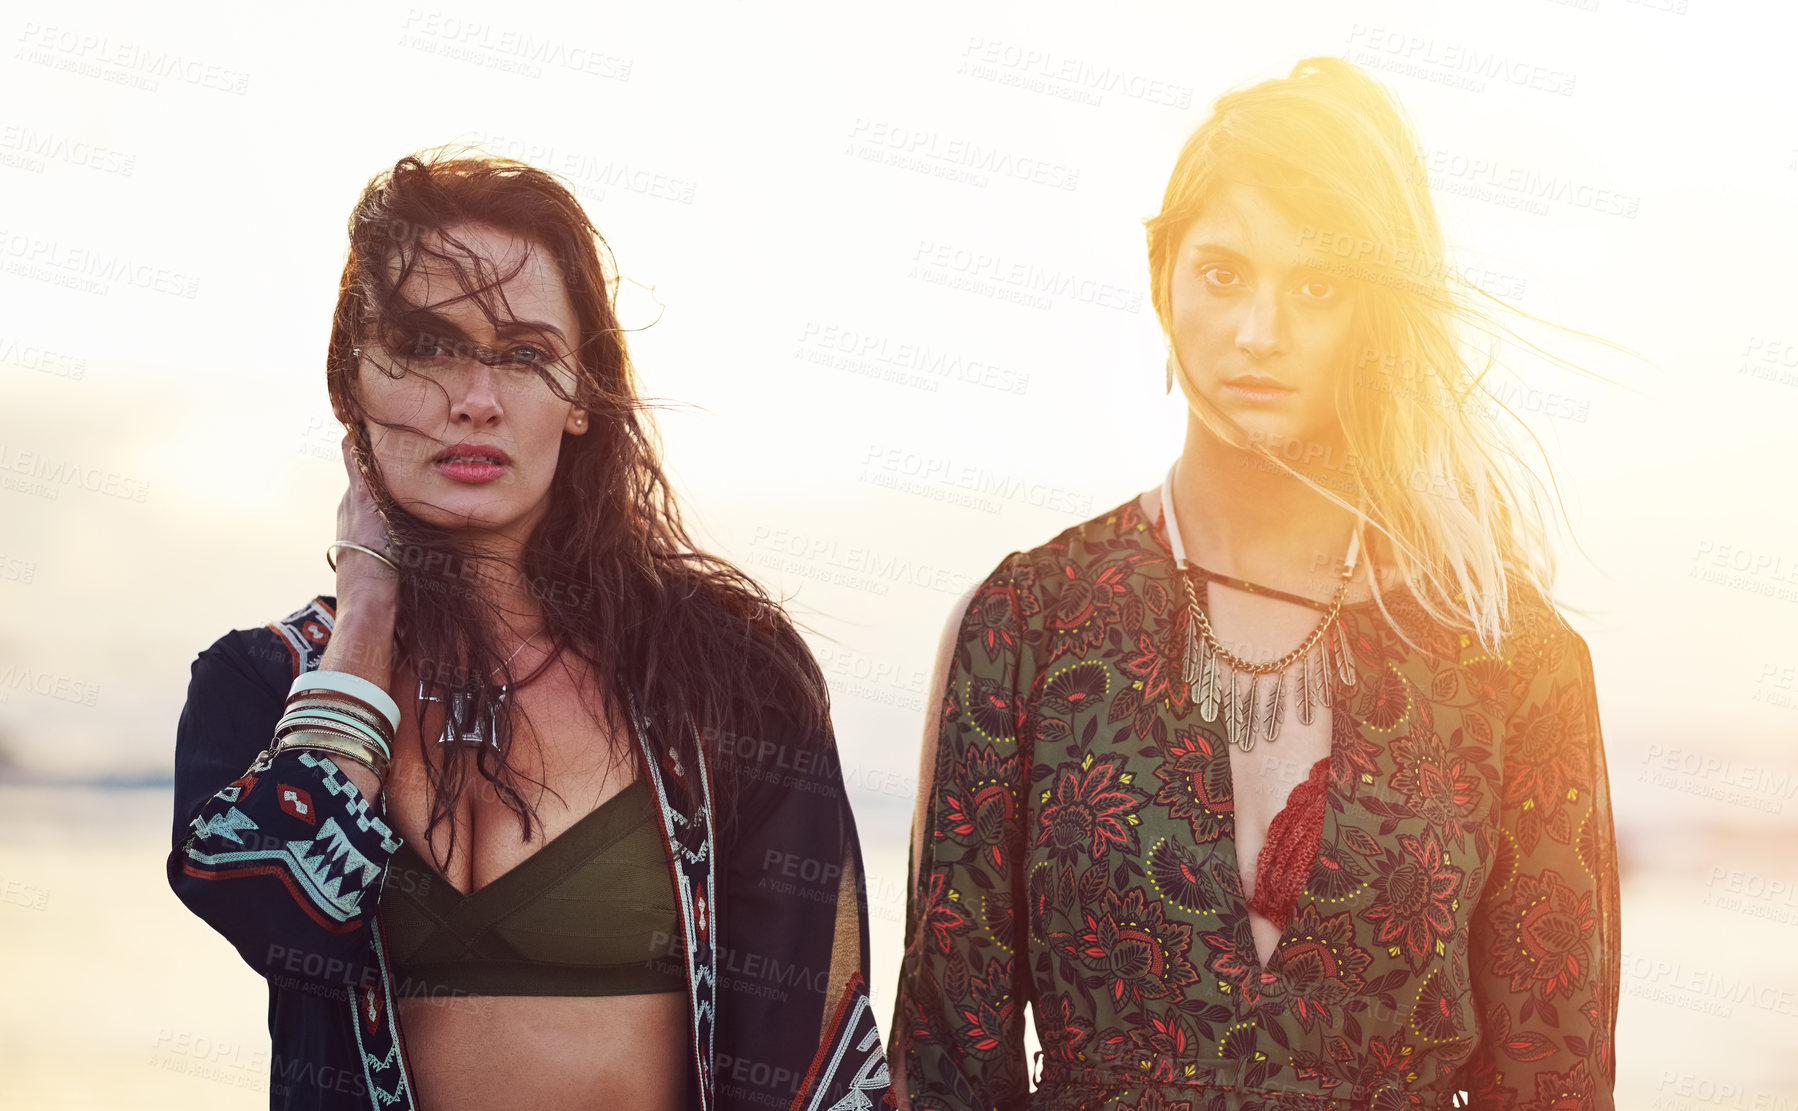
[890,493,1621,1110]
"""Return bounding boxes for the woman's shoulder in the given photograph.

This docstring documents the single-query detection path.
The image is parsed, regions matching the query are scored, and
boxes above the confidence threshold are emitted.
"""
[934,491,1149,662]
[965,490,1151,602]
[1496,580,1595,701]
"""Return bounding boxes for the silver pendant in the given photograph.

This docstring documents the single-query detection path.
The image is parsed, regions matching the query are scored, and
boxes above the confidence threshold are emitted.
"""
[1261,670,1284,746]
[1331,625,1358,687]
[1297,643,1322,726]
[418,678,508,750]
[1197,629,1222,723]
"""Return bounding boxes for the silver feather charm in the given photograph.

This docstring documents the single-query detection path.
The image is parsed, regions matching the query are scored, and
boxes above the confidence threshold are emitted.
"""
[1261,670,1285,746]
[1331,626,1357,686]
[1296,646,1320,725]
[1223,668,1241,750]
[1235,673,1259,752]
[1197,635,1221,722]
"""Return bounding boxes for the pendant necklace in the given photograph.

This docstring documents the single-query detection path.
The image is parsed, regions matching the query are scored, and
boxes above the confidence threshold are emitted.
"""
[1159,460,1360,752]
[417,630,559,751]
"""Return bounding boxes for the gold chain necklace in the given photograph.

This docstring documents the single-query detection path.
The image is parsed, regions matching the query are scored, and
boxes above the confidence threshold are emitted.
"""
[1158,461,1359,752]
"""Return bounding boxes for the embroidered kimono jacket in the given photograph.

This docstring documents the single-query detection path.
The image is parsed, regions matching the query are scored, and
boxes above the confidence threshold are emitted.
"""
[891,496,1621,1110]
[167,596,894,1111]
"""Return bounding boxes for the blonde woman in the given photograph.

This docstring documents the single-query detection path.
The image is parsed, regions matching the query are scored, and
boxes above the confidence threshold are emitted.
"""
[891,58,1620,1109]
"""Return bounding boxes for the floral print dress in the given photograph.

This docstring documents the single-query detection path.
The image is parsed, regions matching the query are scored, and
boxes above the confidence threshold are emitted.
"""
[890,494,1621,1111]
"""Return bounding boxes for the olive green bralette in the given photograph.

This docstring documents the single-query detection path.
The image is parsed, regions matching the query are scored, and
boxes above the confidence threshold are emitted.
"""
[379,774,685,997]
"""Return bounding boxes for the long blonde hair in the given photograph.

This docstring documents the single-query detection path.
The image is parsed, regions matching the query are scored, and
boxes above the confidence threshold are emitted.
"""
[1146,56,1592,653]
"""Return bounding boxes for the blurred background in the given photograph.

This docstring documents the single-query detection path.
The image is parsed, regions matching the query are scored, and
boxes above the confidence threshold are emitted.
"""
[3,0,1795,1106]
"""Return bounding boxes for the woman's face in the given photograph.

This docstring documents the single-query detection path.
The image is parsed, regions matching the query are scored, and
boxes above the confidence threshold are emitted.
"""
[1167,182,1359,451]
[353,222,587,540]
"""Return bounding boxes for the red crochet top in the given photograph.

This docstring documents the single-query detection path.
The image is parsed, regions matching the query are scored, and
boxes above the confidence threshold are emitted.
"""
[1246,753,1333,927]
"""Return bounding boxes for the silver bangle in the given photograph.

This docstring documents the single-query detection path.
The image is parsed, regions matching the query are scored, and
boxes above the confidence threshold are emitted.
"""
[289,670,400,732]
[326,541,399,574]
[277,706,393,761]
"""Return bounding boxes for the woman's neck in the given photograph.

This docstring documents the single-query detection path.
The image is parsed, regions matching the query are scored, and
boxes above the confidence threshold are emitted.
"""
[1169,420,1364,593]
[468,565,551,646]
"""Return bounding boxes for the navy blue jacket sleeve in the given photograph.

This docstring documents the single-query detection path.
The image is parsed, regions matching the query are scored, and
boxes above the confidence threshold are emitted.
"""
[711,717,895,1111]
[166,628,401,997]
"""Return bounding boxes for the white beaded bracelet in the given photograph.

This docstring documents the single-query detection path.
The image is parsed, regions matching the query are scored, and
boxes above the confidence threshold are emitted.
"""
[289,670,400,733]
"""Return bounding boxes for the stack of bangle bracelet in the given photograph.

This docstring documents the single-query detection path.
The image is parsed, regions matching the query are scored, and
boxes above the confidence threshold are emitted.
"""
[270,670,400,779]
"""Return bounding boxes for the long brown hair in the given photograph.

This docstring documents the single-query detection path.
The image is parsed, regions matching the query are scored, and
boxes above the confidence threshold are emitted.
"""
[325,147,828,859]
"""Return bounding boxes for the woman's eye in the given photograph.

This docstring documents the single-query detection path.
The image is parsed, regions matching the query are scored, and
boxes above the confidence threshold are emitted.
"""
[1201,264,1241,289]
[502,345,551,368]
[407,335,451,359]
[1296,278,1336,300]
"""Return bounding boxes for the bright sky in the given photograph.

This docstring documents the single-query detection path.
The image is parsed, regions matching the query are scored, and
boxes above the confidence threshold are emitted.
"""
[4,0,1793,797]
[4,0,1797,1102]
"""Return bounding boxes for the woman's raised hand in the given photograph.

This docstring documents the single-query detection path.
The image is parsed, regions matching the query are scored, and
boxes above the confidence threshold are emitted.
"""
[333,431,401,608]
[319,431,402,800]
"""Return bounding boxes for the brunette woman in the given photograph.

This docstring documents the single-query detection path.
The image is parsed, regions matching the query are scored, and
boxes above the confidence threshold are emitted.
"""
[891,58,1620,1110]
[168,151,892,1111]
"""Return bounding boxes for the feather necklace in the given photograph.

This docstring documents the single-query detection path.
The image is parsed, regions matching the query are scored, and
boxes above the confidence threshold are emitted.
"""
[1159,460,1359,751]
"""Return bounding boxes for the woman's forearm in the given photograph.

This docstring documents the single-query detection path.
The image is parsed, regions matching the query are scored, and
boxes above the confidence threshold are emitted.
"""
[315,587,398,802]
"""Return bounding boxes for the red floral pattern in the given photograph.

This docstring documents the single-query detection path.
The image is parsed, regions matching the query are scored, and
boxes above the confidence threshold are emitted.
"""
[1037,753,1151,864]
[891,495,1621,1110]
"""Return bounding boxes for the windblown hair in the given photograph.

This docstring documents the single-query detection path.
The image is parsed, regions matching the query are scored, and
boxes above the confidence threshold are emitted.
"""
[325,147,828,861]
[1145,56,1600,652]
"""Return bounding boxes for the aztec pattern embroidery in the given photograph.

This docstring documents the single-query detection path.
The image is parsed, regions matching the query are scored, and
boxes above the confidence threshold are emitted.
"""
[635,699,720,1111]
[788,971,896,1111]
[266,595,335,677]
[180,750,401,929]
[279,596,418,1110]
[351,917,417,1110]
